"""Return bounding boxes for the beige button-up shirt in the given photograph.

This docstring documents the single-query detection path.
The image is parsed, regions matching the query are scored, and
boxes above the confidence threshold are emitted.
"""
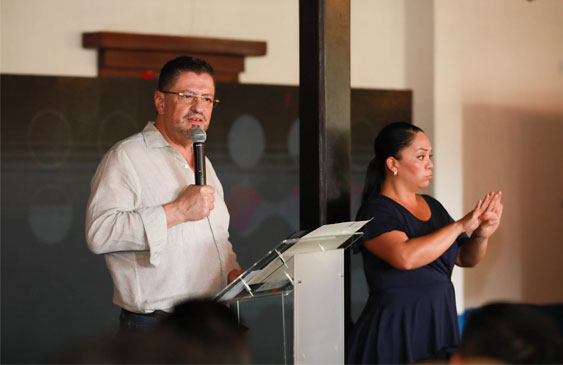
[86,122,239,313]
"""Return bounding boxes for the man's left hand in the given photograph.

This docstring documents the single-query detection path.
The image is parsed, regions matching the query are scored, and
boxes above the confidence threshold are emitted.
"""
[228,269,245,283]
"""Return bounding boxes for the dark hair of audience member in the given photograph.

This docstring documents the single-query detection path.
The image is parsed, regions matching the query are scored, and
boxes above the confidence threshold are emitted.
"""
[156,299,250,363]
[64,299,249,364]
[457,302,563,364]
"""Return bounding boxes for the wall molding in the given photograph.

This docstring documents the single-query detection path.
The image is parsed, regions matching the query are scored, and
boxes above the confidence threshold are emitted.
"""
[82,31,267,82]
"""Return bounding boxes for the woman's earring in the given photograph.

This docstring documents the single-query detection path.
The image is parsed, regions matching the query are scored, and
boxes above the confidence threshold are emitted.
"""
[393,170,398,176]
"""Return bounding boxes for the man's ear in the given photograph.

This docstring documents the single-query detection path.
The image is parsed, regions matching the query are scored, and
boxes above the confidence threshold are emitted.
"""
[154,91,165,115]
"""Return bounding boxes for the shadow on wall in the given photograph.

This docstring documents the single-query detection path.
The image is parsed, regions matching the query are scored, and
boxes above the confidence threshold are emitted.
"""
[462,104,563,307]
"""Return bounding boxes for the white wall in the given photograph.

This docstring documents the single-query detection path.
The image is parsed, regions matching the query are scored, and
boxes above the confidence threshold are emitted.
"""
[460,0,563,112]
[433,0,466,310]
[2,0,562,308]
[0,0,300,84]
[1,0,409,88]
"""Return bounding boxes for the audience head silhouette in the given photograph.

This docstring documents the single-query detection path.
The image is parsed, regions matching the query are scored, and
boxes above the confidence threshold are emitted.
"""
[451,302,563,364]
[66,299,249,364]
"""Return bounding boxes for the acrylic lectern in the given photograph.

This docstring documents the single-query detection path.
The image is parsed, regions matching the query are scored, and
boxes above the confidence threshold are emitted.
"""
[214,221,368,364]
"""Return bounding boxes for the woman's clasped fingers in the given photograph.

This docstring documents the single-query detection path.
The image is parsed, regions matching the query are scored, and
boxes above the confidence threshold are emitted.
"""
[480,211,500,225]
[479,192,495,214]
[482,191,502,216]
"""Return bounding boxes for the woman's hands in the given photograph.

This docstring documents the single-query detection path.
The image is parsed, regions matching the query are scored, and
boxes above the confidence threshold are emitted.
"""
[473,191,503,239]
[458,191,503,237]
[456,191,503,267]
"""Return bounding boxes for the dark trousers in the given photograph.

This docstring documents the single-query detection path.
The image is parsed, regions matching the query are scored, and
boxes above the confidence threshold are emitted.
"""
[119,309,169,331]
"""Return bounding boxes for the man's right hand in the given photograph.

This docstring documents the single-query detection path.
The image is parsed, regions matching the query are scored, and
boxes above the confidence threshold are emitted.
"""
[163,185,215,227]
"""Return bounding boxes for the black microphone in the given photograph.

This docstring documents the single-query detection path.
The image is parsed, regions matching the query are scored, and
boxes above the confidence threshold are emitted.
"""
[190,128,207,185]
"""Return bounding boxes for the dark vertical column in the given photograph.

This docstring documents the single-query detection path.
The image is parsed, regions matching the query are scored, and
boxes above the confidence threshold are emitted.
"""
[299,0,351,230]
[299,0,352,346]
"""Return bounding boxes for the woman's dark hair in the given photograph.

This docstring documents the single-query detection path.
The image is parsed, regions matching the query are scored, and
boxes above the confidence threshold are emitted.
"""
[361,122,423,204]
[158,56,216,92]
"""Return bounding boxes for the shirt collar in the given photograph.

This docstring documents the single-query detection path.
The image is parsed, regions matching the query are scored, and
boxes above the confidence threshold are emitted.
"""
[142,121,170,148]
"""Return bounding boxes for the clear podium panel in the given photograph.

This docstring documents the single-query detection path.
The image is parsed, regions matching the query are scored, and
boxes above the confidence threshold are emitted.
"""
[233,291,294,364]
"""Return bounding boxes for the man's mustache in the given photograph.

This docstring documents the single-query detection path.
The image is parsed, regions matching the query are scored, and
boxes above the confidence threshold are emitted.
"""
[184,112,207,122]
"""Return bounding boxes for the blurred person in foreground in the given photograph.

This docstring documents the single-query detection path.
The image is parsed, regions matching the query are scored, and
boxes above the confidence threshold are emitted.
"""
[65,299,250,364]
[450,302,563,364]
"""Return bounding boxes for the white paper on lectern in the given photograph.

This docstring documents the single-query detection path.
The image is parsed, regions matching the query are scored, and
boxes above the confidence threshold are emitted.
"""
[302,220,370,239]
[282,220,370,257]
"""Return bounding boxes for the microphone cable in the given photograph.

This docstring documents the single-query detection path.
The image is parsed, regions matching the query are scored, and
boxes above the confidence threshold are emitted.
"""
[206,215,225,286]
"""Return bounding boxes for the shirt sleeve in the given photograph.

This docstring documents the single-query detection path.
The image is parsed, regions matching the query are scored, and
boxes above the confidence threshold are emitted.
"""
[85,146,168,266]
[225,239,242,272]
[357,198,404,242]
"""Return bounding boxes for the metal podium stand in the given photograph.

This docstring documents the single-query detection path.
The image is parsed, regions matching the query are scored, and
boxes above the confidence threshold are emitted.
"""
[215,221,368,364]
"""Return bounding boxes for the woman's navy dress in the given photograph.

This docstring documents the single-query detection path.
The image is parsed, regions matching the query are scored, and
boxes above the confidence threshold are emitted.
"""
[347,194,468,364]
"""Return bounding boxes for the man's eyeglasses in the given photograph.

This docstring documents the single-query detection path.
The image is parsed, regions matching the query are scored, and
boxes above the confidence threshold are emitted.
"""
[160,90,220,108]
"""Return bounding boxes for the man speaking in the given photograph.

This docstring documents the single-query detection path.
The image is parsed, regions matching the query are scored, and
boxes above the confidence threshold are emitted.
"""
[85,56,242,330]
